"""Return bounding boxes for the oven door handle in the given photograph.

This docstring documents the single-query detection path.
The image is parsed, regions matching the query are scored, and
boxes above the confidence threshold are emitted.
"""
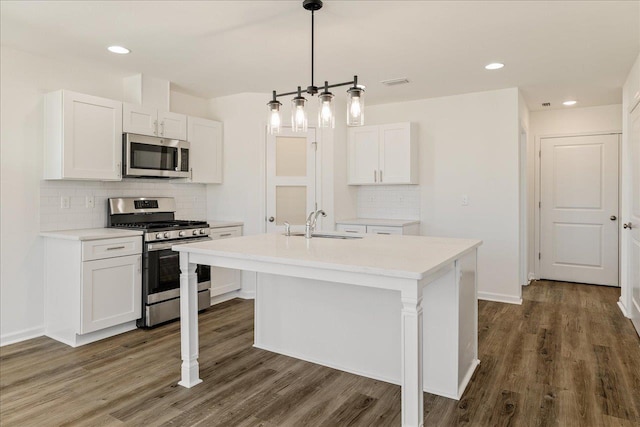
[147,236,212,252]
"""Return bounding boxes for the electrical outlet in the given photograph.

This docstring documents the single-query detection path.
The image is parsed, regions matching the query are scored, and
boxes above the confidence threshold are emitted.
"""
[60,196,70,209]
[85,196,95,209]
[461,195,469,206]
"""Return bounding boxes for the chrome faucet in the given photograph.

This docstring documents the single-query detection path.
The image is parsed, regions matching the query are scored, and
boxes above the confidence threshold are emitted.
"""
[305,209,327,239]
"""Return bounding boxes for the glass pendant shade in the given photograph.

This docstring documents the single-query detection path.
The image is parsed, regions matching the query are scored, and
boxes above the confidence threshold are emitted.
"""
[347,87,364,126]
[317,92,335,129]
[267,99,282,134]
[291,96,308,132]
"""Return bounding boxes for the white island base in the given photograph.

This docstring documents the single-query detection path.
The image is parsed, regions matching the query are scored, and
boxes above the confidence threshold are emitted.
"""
[255,253,478,400]
[175,233,481,427]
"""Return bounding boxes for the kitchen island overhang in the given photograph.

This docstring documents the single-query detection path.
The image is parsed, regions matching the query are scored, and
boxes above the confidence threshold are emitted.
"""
[174,233,482,427]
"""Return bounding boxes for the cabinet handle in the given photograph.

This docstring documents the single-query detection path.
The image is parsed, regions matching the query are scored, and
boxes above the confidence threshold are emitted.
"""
[160,121,165,136]
[374,170,377,183]
[137,256,141,273]
[106,246,126,251]
[190,167,193,181]
[377,232,391,235]
[117,162,121,178]
[219,233,232,237]
[154,120,158,135]
[379,170,383,182]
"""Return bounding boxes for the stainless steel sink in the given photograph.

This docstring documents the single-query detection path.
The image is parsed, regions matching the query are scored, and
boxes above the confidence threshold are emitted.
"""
[285,232,363,240]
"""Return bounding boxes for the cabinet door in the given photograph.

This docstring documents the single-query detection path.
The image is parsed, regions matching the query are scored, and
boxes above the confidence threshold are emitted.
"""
[379,123,413,184]
[348,126,379,184]
[209,227,242,297]
[62,92,122,180]
[159,111,187,140]
[81,254,141,334]
[123,103,158,136]
[187,117,223,183]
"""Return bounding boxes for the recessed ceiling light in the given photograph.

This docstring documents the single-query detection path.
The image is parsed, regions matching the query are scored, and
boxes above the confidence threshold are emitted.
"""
[484,62,504,70]
[562,100,577,106]
[107,46,130,54]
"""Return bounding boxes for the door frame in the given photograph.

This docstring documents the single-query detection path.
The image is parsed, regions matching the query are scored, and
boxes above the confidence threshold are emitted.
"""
[533,130,622,282]
[262,126,323,233]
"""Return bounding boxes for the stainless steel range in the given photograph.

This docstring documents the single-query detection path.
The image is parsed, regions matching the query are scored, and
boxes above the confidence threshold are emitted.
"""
[108,197,211,327]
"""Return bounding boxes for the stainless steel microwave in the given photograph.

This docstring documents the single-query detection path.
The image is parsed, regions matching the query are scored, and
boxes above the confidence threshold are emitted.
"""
[123,133,190,178]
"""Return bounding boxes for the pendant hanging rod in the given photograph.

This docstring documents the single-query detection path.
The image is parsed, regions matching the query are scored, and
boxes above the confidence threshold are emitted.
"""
[311,9,315,89]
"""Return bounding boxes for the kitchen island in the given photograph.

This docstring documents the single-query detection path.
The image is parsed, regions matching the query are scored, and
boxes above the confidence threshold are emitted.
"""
[174,233,481,427]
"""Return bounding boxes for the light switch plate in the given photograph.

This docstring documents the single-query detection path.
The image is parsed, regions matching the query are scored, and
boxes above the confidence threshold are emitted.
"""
[85,196,95,208]
[462,195,469,206]
[60,196,70,209]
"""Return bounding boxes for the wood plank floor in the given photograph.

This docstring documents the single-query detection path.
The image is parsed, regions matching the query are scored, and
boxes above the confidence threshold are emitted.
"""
[1,280,639,426]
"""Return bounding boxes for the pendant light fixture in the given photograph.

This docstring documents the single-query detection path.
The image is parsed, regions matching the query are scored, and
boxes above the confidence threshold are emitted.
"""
[267,0,365,134]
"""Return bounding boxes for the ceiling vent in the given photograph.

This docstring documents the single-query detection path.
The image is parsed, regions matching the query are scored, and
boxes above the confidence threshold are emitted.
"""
[381,78,410,86]
[542,102,551,107]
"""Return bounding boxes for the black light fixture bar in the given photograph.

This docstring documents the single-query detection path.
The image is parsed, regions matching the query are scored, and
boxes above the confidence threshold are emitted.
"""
[274,77,357,99]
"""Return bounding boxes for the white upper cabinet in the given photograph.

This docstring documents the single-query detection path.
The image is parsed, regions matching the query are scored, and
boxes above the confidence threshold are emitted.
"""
[187,116,223,184]
[348,122,418,185]
[44,90,122,181]
[123,103,187,140]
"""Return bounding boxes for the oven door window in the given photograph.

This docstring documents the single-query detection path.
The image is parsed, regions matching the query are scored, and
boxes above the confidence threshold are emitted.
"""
[131,142,177,171]
[146,248,212,296]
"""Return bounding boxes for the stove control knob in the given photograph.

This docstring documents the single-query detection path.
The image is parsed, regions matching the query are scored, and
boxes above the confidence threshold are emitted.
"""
[192,230,198,236]
[199,229,206,235]
[179,231,186,237]
[155,233,163,240]
[164,232,170,238]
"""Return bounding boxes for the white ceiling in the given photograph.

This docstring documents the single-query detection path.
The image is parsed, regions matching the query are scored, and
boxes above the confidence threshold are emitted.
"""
[1,1,638,110]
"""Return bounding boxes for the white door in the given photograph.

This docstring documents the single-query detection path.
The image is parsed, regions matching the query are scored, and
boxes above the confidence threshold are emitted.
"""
[81,254,142,334]
[348,126,379,184]
[540,134,619,285]
[379,123,410,184]
[625,106,640,333]
[158,110,187,140]
[266,128,317,233]
[123,103,157,136]
[187,117,223,184]
[63,91,122,181]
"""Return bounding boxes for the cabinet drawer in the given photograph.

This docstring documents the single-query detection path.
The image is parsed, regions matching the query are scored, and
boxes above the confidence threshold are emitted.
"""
[336,224,367,234]
[82,236,142,261]
[210,226,242,240]
[367,226,403,235]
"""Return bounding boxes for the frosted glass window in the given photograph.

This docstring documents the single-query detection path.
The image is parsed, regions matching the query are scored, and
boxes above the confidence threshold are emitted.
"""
[276,186,307,225]
[276,137,307,177]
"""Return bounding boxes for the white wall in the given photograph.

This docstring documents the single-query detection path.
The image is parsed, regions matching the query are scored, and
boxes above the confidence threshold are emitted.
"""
[528,104,623,282]
[364,88,522,303]
[0,47,209,344]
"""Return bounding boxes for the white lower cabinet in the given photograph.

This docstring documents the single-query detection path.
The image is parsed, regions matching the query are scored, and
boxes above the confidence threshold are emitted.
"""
[209,226,243,301]
[43,233,142,347]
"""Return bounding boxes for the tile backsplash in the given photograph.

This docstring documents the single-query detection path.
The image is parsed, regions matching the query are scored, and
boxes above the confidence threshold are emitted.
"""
[356,185,420,220]
[40,180,207,231]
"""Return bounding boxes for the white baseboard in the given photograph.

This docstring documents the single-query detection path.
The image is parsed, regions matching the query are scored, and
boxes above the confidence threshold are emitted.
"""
[236,290,255,300]
[0,326,45,347]
[617,298,630,318]
[478,291,523,305]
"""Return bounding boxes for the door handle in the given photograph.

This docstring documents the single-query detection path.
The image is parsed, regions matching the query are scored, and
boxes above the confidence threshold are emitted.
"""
[623,222,633,230]
[268,216,275,222]
[610,215,617,221]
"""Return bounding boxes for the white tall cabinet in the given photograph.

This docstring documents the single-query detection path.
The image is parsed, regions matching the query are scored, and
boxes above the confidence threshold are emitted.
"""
[123,103,187,140]
[42,229,143,347]
[44,90,123,181]
[187,116,223,184]
[348,122,418,185]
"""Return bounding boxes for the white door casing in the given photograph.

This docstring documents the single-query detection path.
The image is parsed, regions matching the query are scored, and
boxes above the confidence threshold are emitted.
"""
[539,134,619,286]
[626,106,640,333]
[266,128,318,233]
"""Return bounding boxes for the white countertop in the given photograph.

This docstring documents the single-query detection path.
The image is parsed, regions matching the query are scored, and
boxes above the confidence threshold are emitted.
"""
[335,218,420,227]
[40,228,143,241]
[174,233,481,280]
[207,220,244,229]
